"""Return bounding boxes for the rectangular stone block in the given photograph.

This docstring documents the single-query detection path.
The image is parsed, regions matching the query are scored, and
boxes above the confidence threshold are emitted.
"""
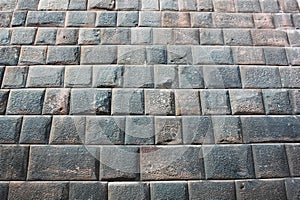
[150,182,188,200]
[263,89,292,114]
[288,30,300,47]
[178,65,204,89]
[213,0,235,12]
[145,89,175,115]
[124,65,154,88]
[43,88,70,115]
[11,11,26,26]
[175,90,201,115]
[167,46,193,65]
[162,12,190,27]
[19,46,47,65]
[191,12,213,28]
[236,0,261,12]
[0,28,10,45]
[88,0,115,10]
[16,0,39,10]
[0,90,9,114]
[155,117,182,144]
[108,182,149,200]
[0,116,22,143]
[286,144,300,176]
[252,29,288,46]
[81,46,117,64]
[2,66,27,88]
[68,0,87,10]
[153,28,173,44]
[200,90,231,115]
[154,65,178,88]
[223,29,252,46]
[118,46,146,65]
[0,46,20,65]
[213,13,254,28]
[27,66,64,87]
[232,47,265,65]
[141,0,159,10]
[66,11,95,27]
[139,11,161,27]
[0,182,8,200]
[28,145,99,180]
[26,11,65,27]
[285,178,300,200]
[125,116,154,144]
[254,13,274,29]
[96,12,117,27]
[200,28,223,45]
[35,28,57,45]
[178,0,197,10]
[38,0,69,10]
[93,65,123,88]
[197,0,213,11]
[259,0,280,12]
[56,28,79,45]
[131,28,152,44]
[287,47,300,65]
[0,12,12,27]
[146,46,167,64]
[116,0,139,10]
[173,28,199,45]
[141,146,205,180]
[47,46,80,65]
[117,11,138,27]
[64,65,92,88]
[101,28,130,44]
[290,89,300,114]
[192,46,233,65]
[160,0,178,10]
[78,28,100,44]
[263,47,288,65]
[70,182,107,200]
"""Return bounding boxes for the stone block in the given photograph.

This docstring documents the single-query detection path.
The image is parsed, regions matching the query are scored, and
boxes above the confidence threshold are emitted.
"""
[0,116,22,143]
[213,0,235,12]
[68,0,87,10]
[35,28,57,44]
[259,0,280,12]
[213,13,254,28]
[150,182,188,200]
[197,0,213,11]
[11,11,26,26]
[131,28,152,44]
[223,29,252,46]
[285,178,300,200]
[43,88,70,115]
[273,13,293,29]
[155,117,182,144]
[288,30,300,47]
[252,29,288,46]
[38,0,69,10]
[78,28,100,44]
[81,46,117,64]
[101,28,130,44]
[162,12,190,27]
[0,182,8,200]
[199,28,223,45]
[56,28,78,45]
[88,0,115,10]
[47,46,80,65]
[19,46,47,65]
[154,65,178,89]
[232,47,265,65]
[178,65,204,89]
[287,47,300,65]
[117,11,138,27]
[173,28,199,45]
[16,0,39,10]
[96,12,117,27]
[263,47,288,65]
[160,0,178,10]
[193,46,233,65]
[93,65,123,88]
[125,116,154,144]
[145,89,175,115]
[286,144,300,176]
[146,46,167,64]
[0,46,20,65]
[0,90,9,114]
[168,46,193,65]
[123,65,154,88]
[108,182,149,200]
[141,0,159,10]
[70,182,107,200]
[178,0,197,10]
[175,90,201,115]
[65,65,92,87]
[0,28,10,44]
[200,89,231,115]
[26,11,65,27]
[116,0,139,10]
[263,89,292,114]
[0,12,12,27]
[2,66,27,88]
[118,46,146,65]
[253,13,274,29]
[26,66,64,87]
[66,11,95,27]
[236,0,261,12]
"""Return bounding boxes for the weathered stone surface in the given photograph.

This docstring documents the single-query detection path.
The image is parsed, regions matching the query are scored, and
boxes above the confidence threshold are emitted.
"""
[0,12,12,27]
[108,182,149,200]
[7,89,45,115]
[0,182,8,200]
[88,0,115,10]
[178,65,204,89]
[118,11,138,27]
[78,28,100,44]
[0,28,10,44]
[213,0,235,12]
[253,13,274,29]
[197,0,213,11]
[288,30,300,47]
[290,89,300,114]
[141,146,204,180]
[85,116,125,145]
[124,66,154,88]
[173,28,199,45]
[175,90,201,115]
[286,178,300,200]
[35,28,57,44]
[66,11,95,27]
[81,46,117,64]
[0,145,28,180]
[232,47,265,65]
[2,66,27,88]
[168,46,193,65]
[17,0,39,10]
[236,0,261,12]
[259,0,280,12]
[145,89,175,115]
[273,13,293,28]
[96,12,116,27]
[200,90,231,115]
[28,145,99,180]
[150,182,188,200]
[182,116,214,144]
[118,46,146,65]
[27,66,64,87]
[11,11,26,26]
[0,90,9,114]
[213,13,254,28]
[38,0,69,10]
[192,46,233,65]
[116,0,139,10]
[286,144,300,176]
[154,65,178,88]
[153,28,173,44]
[47,46,80,65]
[0,46,20,66]
[125,116,154,144]
[20,116,51,144]
[223,29,252,46]
[0,116,22,143]
[68,0,87,10]
[162,12,190,27]
[26,11,65,27]
[178,0,197,11]
[139,11,161,27]
[252,30,288,46]
[263,89,292,114]
[70,182,108,200]
[287,47,300,65]
[141,0,159,10]
[155,117,182,144]
[19,46,47,65]
[65,66,92,87]
[101,28,130,44]
[93,65,123,88]
[100,146,140,180]
[200,28,223,45]
[203,145,255,179]
[131,28,152,44]
[56,28,78,45]
[49,116,85,144]
[43,88,70,115]
[263,48,288,66]
[160,0,178,10]
[146,46,167,64]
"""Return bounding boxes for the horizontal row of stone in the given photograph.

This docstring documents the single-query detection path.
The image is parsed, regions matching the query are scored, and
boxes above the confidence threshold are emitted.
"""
[1,178,298,200]
[1,28,299,47]
[1,115,300,145]
[1,65,300,88]
[1,45,300,66]
[0,144,299,181]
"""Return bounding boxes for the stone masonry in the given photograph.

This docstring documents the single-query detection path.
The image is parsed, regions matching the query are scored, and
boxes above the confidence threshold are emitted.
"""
[0,0,300,199]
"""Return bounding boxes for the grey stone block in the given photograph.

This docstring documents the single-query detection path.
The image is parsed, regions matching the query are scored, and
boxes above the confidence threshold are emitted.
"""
[294,14,300,29]
[263,89,292,114]
[288,30,300,47]
[47,46,80,65]
[68,0,87,10]
[263,48,288,65]
[19,46,47,65]
[49,116,85,144]
[81,46,117,64]
[93,65,123,88]
[28,145,99,180]
[101,28,130,44]
[253,13,274,29]
[273,13,293,29]
[259,0,280,12]
[213,0,235,12]
[155,117,182,144]
[229,89,264,114]
[0,146,28,180]
[124,65,154,88]
[78,28,100,44]
[139,11,161,27]
[290,89,300,114]
[252,144,289,178]
[118,46,146,65]
[0,46,20,65]
[285,178,300,200]
[0,0,17,11]
[236,179,287,200]
[16,0,39,10]
[96,12,117,27]
[141,0,159,10]
[0,116,22,143]
[0,182,8,200]
[19,116,51,144]
[65,65,92,87]
[160,0,178,10]
[178,0,197,10]
[212,116,243,144]
[85,116,125,145]
[146,46,167,64]
[203,65,242,88]
[232,47,265,65]
[118,11,138,27]
[116,0,139,10]
[38,0,69,10]
[162,12,190,27]
[112,89,144,115]
[213,13,254,28]
[200,90,231,115]
[0,90,9,114]
[70,89,111,115]
[150,182,188,200]
[26,11,65,27]
[56,28,78,45]
[27,66,64,87]
[145,89,175,115]
[0,28,10,44]
[12,28,36,43]
[203,145,255,179]
[197,0,214,11]
[125,116,154,144]
[9,182,69,200]
[236,0,261,12]
[108,182,149,200]
[0,12,12,27]
[193,46,233,65]
[7,89,45,115]
[141,146,204,180]
[178,65,204,89]
[168,46,193,65]
[35,28,57,44]
[182,116,214,144]
[252,29,288,46]
[70,182,107,200]
[279,0,299,12]
[153,28,173,45]
[173,28,199,45]
[175,90,201,115]
[100,146,140,180]
[154,65,178,89]
[287,47,300,65]
[88,0,115,10]
[189,181,236,200]
[240,66,281,88]
[66,11,95,27]
[11,11,26,26]
[200,28,223,45]
[286,144,300,176]
[223,29,252,46]
[43,88,70,115]
[2,66,28,88]
[131,28,152,44]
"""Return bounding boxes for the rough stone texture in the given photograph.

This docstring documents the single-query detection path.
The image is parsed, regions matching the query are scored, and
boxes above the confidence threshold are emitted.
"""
[97,12,117,27]
[101,28,130,44]
[0,116,22,143]
[81,46,117,64]
[93,65,123,88]
[19,46,47,65]
[175,90,201,115]
[43,88,70,115]
[125,116,154,144]
[263,89,292,114]
[213,13,254,28]
[155,117,182,144]
[145,89,175,115]
[0,46,20,66]
[280,67,300,88]
[70,182,108,200]
[223,29,252,46]
[0,182,8,200]
[88,0,115,10]
[26,11,65,27]
[146,46,167,64]
[2,66,28,88]
[109,182,149,200]
[200,28,223,45]
[118,46,146,65]
[252,30,288,46]
[285,178,300,200]
[178,65,204,89]
[200,90,231,115]
[56,28,79,45]
[168,46,193,65]
[150,182,188,200]
[27,66,64,87]
[286,144,300,176]
[47,46,80,65]
[0,90,9,114]
[66,11,96,27]
[35,28,57,44]
[232,47,265,65]
[263,48,288,66]
[78,28,100,44]
[65,66,92,87]
[192,46,233,65]
[154,65,178,88]
[0,29,10,45]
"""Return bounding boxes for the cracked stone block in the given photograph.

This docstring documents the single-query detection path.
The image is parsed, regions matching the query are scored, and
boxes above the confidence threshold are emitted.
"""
[11,28,36,45]
[28,145,99,180]
[100,146,140,181]
[154,65,178,89]
[141,146,204,180]
[85,116,125,145]
[43,88,70,115]
[116,0,139,10]
[162,12,190,27]
[35,28,57,44]
[252,30,288,46]
[139,11,161,27]
[200,90,231,115]
[182,116,214,144]
[236,179,287,200]
[0,28,10,44]
[70,89,111,115]
[223,29,252,46]
[145,89,175,115]
[16,0,39,10]
[38,0,69,10]
[11,11,26,26]
[189,181,235,200]
[49,116,85,144]
[0,12,12,27]
[263,89,292,114]
[175,90,201,115]
[286,144,300,176]
[252,144,289,178]
[232,47,265,65]
[178,65,204,89]
[131,28,152,44]
[213,13,254,28]
[236,0,261,12]
[150,182,188,200]
[168,46,193,65]
[88,0,115,10]
[240,66,281,88]
[229,89,264,114]
[160,0,178,10]
[286,179,300,200]
[78,28,100,44]
[0,90,9,114]
[2,66,27,88]
[81,46,117,64]
[193,46,233,65]
[200,28,223,45]
[155,117,182,144]
[27,66,64,87]
[47,46,80,65]
[26,11,65,27]
[124,65,154,88]
[125,116,154,144]
[0,146,28,180]
[65,66,92,87]
[66,11,96,27]
[118,11,138,27]
[96,12,117,27]
[0,46,20,66]
[146,46,167,64]
[19,116,51,144]
[70,182,107,200]
[93,65,123,88]
[108,182,149,200]
[112,89,144,115]
[56,28,79,45]
[7,89,45,115]
[8,182,69,200]
[118,46,146,65]
[203,145,255,179]
[0,116,22,143]
[19,46,47,65]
